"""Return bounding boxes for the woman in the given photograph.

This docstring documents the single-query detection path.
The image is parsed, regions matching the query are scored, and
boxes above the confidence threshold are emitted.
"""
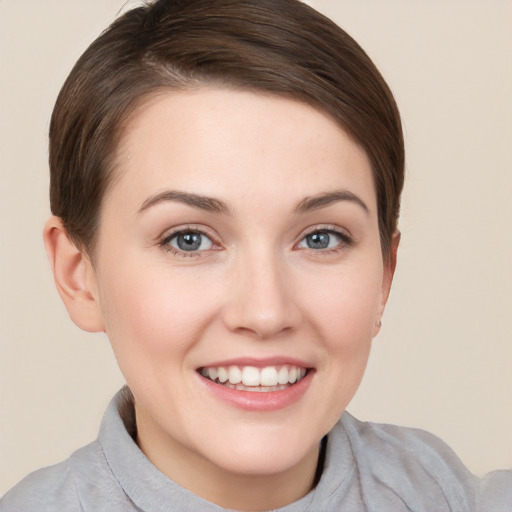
[1,0,510,510]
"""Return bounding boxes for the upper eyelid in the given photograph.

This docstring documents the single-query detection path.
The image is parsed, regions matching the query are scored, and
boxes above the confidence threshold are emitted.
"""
[159,224,219,243]
[298,224,352,240]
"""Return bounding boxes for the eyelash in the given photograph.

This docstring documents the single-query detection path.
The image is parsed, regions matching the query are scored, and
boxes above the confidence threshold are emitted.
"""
[159,226,220,258]
[296,225,354,254]
[158,225,353,257]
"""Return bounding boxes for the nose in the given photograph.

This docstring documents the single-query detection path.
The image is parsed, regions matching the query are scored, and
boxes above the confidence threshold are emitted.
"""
[221,249,301,339]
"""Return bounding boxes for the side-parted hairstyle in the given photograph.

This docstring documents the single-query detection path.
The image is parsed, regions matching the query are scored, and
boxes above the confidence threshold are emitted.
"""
[49,0,404,260]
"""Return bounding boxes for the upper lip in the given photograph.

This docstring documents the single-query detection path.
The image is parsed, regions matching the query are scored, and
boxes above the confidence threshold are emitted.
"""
[197,356,313,370]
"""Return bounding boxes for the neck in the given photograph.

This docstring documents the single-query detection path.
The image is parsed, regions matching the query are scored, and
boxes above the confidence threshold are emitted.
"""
[180,452,320,511]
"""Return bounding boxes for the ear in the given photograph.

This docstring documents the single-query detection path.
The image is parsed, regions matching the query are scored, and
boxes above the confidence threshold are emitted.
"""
[43,216,105,333]
[373,230,400,337]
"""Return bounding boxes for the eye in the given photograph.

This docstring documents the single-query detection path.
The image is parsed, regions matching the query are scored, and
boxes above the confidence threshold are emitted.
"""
[165,231,214,252]
[298,230,346,250]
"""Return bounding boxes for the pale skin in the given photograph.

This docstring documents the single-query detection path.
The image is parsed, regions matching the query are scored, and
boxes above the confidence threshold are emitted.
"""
[44,88,399,511]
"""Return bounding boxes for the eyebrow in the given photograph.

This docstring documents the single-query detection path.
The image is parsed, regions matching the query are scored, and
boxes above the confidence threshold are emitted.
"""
[137,190,231,215]
[137,188,369,217]
[293,190,369,215]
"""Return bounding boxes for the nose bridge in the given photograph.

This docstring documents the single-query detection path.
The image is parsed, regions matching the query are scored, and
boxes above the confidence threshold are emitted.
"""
[223,242,299,338]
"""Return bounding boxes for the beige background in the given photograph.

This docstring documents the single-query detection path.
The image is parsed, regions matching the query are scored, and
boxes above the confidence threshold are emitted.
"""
[1,0,511,495]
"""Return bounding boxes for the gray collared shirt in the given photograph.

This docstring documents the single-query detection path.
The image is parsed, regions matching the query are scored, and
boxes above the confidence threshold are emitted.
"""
[1,387,511,511]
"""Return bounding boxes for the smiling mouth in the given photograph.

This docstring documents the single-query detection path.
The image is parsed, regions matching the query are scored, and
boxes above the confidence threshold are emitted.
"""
[199,365,309,392]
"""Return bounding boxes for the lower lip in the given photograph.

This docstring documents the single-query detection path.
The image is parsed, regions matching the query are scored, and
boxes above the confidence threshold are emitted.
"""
[198,371,314,412]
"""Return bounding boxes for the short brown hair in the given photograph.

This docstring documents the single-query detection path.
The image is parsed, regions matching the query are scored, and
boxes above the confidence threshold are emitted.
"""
[49,0,404,259]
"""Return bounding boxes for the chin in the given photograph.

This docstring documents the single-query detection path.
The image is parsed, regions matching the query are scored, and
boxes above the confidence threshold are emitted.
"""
[195,424,320,477]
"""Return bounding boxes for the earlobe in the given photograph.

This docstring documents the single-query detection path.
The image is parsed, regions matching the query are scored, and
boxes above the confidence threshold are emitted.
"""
[43,216,105,333]
[373,230,400,337]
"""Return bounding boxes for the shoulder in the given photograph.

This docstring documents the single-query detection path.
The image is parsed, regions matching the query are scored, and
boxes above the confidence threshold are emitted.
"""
[478,469,512,512]
[0,440,124,512]
[339,412,479,510]
[0,454,83,512]
[339,413,512,512]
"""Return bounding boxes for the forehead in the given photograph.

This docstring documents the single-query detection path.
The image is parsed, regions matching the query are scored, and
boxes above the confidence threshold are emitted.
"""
[109,88,376,213]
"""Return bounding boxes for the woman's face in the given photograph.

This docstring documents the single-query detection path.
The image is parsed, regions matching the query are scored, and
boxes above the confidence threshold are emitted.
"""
[87,89,396,489]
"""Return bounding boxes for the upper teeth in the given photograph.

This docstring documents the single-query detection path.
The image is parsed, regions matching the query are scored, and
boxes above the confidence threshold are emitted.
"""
[201,365,307,387]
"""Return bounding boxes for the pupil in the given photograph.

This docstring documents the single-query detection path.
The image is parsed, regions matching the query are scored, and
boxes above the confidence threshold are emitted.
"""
[307,232,329,249]
[178,233,201,251]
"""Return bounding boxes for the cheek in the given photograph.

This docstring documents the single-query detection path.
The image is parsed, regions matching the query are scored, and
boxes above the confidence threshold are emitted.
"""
[300,263,383,351]
[97,261,224,357]
[303,265,382,422]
